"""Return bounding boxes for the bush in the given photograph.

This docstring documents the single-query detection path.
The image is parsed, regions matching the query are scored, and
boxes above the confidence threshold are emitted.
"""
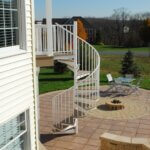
[120,50,141,77]
[54,61,67,73]
[99,42,105,46]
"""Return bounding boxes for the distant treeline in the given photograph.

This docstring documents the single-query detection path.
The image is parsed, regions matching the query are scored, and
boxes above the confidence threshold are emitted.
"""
[86,8,150,47]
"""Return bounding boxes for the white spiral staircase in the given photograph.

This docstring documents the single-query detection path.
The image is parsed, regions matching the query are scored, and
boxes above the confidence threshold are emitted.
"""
[35,22,100,135]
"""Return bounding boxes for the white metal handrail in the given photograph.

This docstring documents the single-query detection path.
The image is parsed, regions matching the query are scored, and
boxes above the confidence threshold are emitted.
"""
[52,22,100,134]
[35,22,100,134]
[52,87,75,132]
[52,24,74,54]
[74,36,100,115]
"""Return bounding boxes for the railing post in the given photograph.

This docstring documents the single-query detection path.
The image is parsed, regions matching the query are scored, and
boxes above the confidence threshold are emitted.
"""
[36,24,42,55]
[73,21,79,119]
[73,22,78,60]
[46,0,53,56]
[73,21,78,88]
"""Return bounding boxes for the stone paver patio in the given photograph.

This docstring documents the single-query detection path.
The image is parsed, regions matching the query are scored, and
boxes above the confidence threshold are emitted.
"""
[39,86,150,150]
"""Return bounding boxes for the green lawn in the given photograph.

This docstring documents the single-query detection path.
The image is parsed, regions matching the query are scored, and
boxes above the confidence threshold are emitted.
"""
[100,55,150,90]
[94,45,150,52]
[39,55,150,94]
[39,68,73,94]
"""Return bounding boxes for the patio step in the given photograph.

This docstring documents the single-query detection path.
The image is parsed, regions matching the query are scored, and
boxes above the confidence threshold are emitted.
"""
[77,79,96,86]
[58,59,74,68]
[74,103,87,115]
[76,89,97,97]
[58,59,75,72]
[52,119,78,135]
[54,54,74,60]
[77,71,90,80]
[57,59,90,80]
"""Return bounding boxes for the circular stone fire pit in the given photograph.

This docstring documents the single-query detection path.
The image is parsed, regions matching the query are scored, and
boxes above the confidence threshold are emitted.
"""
[106,99,124,110]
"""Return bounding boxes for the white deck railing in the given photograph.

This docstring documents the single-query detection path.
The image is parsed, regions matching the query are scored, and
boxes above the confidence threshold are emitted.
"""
[52,24,74,55]
[35,24,49,55]
[35,24,75,56]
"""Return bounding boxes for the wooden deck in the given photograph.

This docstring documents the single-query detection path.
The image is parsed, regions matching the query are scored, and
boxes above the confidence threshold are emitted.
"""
[36,55,54,67]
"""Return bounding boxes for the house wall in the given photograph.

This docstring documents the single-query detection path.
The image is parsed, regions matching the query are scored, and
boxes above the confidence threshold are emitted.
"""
[0,0,38,149]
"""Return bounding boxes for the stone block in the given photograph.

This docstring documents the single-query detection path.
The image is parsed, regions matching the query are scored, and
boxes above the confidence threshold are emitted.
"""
[100,133,150,150]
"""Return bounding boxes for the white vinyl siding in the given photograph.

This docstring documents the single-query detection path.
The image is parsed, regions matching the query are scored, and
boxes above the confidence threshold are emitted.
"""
[26,0,32,52]
[0,0,37,150]
[0,53,33,116]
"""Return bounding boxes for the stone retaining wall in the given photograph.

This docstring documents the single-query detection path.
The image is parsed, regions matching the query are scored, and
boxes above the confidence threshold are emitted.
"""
[100,133,150,150]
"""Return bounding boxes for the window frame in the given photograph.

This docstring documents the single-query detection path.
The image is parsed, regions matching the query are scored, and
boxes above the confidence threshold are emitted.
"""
[0,0,27,58]
[0,111,30,150]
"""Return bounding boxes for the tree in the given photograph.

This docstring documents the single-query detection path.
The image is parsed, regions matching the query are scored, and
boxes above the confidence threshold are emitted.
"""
[95,30,101,44]
[139,18,150,46]
[120,51,140,77]
[77,19,88,41]
[111,8,130,46]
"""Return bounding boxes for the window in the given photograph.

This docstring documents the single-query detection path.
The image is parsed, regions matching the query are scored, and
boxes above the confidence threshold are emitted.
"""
[0,0,19,48]
[0,112,29,150]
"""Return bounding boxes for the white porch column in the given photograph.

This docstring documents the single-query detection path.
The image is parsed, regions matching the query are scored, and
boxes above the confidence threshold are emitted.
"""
[46,0,53,56]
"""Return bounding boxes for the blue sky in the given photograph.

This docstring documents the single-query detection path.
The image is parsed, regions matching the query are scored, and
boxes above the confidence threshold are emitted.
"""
[35,0,150,20]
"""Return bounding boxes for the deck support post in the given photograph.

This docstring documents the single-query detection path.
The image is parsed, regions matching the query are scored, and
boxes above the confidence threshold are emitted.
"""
[46,0,53,56]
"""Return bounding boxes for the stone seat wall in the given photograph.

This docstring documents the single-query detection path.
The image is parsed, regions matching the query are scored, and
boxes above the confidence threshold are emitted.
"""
[100,133,150,150]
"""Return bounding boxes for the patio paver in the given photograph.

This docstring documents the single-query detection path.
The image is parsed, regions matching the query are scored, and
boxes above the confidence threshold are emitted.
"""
[39,86,150,150]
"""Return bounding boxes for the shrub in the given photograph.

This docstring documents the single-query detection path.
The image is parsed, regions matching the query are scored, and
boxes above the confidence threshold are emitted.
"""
[120,50,141,77]
[99,42,105,46]
[54,61,67,73]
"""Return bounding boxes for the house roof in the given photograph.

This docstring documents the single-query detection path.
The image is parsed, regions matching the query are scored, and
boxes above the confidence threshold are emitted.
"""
[52,18,69,25]
[42,18,68,25]
[65,16,94,28]
[42,16,94,29]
